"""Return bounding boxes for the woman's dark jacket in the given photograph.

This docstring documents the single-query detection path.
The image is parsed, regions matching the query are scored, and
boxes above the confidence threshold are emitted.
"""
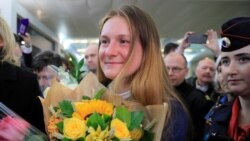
[0,62,45,133]
[203,98,250,141]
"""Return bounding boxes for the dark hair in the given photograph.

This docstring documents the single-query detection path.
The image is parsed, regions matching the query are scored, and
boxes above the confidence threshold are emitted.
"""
[32,51,63,72]
[163,42,178,55]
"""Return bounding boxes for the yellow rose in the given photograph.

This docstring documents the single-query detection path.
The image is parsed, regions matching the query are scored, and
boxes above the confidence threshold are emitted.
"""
[111,118,130,139]
[63,117,86,140]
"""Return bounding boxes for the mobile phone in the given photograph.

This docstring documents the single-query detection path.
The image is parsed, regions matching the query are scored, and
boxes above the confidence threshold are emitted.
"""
[18,18,29,35]
[187,34,208,44]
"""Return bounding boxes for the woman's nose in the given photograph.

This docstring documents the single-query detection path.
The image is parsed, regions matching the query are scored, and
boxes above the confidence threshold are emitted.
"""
[104,41,117,56]
[226,61,238,75]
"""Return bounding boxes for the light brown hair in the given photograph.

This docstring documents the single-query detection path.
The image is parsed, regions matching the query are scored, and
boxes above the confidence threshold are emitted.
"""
[0,17,16,64]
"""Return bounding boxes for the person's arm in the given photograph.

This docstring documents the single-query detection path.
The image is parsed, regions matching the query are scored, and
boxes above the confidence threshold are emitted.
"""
[20,33,33,68]
[175,31,193,54]
[204,29,221,57]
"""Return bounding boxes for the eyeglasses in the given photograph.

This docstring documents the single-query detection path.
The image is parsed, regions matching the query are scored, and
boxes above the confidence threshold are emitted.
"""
[166,67,185,73]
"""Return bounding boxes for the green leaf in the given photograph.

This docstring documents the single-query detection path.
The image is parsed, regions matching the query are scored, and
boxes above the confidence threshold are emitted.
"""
[62,138,71,141]
[77,137,85,141]
[68,53,85,83]
[141,130,154,141]
[87,112,106,130]
[76,58,84,83]
[103,114,111,123]
[115,106,131,126]
[112,137,120,141]
[93,88,106,99]
[77,58,84,70]
[82,95,91,100]
[59,100,74,118]
[56,121,64,133]
[129,111,144,130]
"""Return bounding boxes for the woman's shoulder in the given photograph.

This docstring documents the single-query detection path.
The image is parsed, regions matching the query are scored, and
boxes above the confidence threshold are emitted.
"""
[161,100,191,141]
[2,62,37,80]
[169,100,189,125]
[203,100,234,141]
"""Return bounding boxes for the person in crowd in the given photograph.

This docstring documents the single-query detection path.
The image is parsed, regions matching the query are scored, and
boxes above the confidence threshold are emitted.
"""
[213,55,234,101]
[0,16,45,133]
[164,52,214,141]
[97,5,192,141]
[13,33,33,68]
[203,17,250,141]
[187,57,219,101]
[84,43,99,75]
[32,50,63,92]
[163,42,178,57]
[175,31,194,54]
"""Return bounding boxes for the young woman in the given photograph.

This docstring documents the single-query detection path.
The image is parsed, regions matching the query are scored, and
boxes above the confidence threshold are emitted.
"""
[97,5,192,141]
[204,17,250,141]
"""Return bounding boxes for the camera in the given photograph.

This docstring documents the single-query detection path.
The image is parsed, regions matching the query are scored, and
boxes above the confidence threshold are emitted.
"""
[187,34,208,44]
[18,18,29,36]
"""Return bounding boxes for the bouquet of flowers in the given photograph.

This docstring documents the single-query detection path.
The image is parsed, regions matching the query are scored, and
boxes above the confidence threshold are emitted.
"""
[40,72,168,141]
[47,89,153,140]
[0,102,49,141]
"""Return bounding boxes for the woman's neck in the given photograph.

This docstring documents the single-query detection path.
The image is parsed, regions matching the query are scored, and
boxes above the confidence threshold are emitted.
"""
[109,79,130,94]
[118,80,130,93]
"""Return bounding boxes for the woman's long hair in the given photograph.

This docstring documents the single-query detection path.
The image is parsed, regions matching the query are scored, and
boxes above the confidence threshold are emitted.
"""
[97,5,193,140]
[0,17,16,64]
[98,5,180,104]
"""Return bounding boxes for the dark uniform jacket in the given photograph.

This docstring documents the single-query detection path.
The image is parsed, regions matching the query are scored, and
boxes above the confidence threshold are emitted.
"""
[0,62,45,133]
[203,98,250,141]
[175,80,214,141]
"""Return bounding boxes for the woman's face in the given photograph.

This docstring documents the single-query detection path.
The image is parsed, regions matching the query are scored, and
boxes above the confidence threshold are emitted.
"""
[221,45,250,96]
[99,16,143,80]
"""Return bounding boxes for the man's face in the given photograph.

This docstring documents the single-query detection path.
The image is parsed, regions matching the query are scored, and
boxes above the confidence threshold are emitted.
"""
[164,53,188,86]
[196,58,215,85]
[34,66,56,92]
[84,44,98,73]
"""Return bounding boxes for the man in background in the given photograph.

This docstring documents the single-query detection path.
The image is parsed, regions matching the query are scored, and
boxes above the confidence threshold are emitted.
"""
[187,57,218,101]
[164,52,214,141]
[32,50,63,92]
[84,43,98,75]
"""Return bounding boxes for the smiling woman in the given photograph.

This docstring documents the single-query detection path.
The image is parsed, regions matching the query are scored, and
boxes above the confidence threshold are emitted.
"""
[97,5,193,141]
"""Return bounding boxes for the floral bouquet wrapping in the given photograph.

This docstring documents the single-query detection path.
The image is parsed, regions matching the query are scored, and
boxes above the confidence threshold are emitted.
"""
[0,102,49,141]
[39,72,168,141]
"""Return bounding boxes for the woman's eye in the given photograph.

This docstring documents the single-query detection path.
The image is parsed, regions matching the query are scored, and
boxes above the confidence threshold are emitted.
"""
[100,39,108,46]
[100,39,107,44]
[221,59,229,66]
[239,57,250,63]
[120,39,129,44]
